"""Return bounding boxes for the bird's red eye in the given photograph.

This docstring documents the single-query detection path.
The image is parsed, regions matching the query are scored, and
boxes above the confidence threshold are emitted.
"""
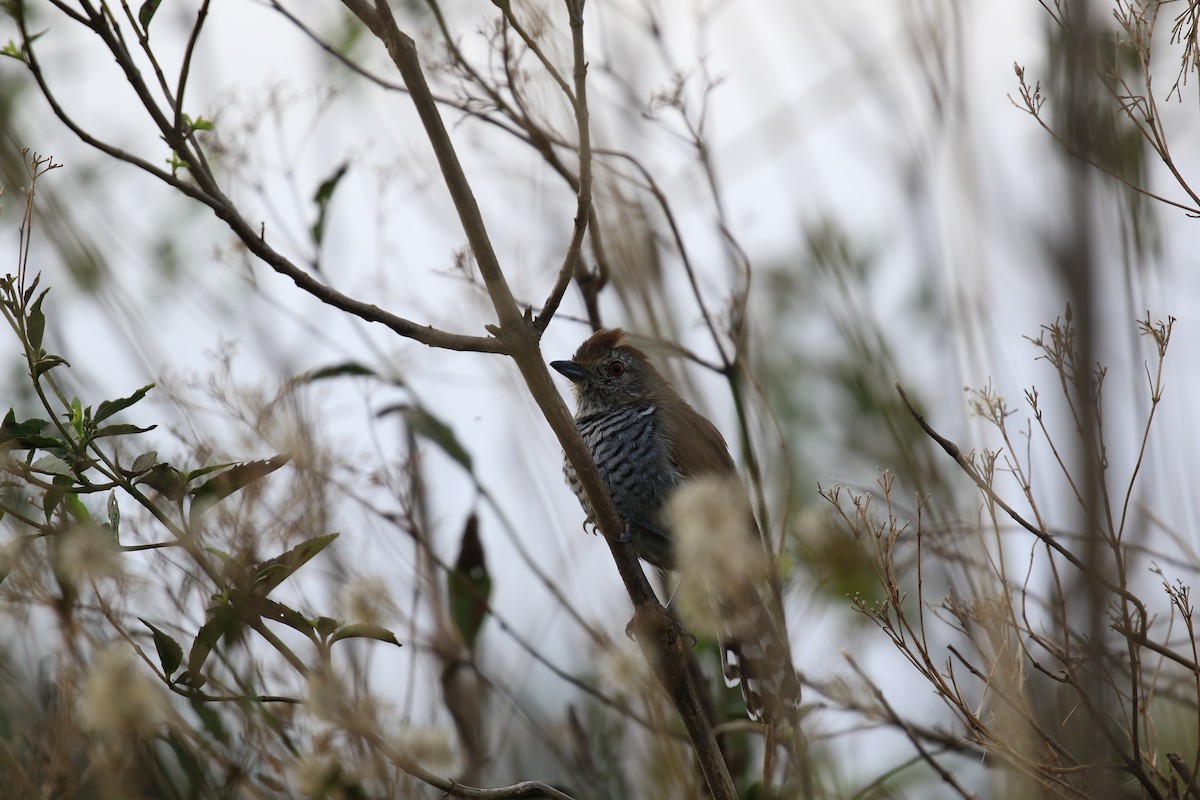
[607,360,625,378]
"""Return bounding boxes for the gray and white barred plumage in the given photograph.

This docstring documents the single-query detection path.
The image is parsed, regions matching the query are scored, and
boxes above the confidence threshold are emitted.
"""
[563,403,680,570]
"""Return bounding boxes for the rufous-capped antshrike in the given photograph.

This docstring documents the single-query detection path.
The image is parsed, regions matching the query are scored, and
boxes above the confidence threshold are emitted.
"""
[551,328,800,724]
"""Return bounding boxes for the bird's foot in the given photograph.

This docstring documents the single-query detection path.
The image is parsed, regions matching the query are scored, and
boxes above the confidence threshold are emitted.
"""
[615,521,634,544]
[624,610,696,648]
[672,618,698,648]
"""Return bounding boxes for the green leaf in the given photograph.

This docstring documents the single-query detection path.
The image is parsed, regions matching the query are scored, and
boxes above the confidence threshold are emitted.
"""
[9,27,45,58]
[238,593,313,635]
[20,272,41,306]
[93,422,157,438]
[30,453,72,477]
[188,697,228,744]
[184,462,237,484]
[32,354,68,377]
[1,40,26,63]
[448,513,490,649]
[310,162,349,247]
[248,531,339,596]
[43,479,68,520]
[330,623,401,648]
[183,604,239,687]
[313,616,340,637]
[1,433,62,451]
[182,113,214,133]
[107,492,120,535]
[140,618,183,677]
[203,546,234,564]
[63,492,90,523]
[138,0,162,30]
[94,383,154,424]
[188,455,291,523]
[68,396,84,439]
[380,404,472,472]
[0,412,56,450]
[26,288,49,350]
[138,463,186,500]
[131,450,158,474]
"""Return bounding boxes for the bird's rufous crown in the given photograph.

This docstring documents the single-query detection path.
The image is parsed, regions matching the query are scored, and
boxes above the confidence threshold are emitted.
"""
[572,328,646,364]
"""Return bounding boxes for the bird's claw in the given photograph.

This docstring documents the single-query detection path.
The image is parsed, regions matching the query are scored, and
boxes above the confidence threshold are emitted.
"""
[674,619,698,648]
[624,613,696,648]
[615,522,634,544]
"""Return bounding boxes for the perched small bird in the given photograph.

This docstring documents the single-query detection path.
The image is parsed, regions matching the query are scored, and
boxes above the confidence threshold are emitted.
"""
[551,328,800,723]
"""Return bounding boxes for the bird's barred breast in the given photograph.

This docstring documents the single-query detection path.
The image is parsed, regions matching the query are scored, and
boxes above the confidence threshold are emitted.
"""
[565,404,680,523]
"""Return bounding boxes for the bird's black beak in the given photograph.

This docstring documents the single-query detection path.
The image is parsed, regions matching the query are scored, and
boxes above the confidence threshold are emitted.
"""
[550,360,588,383]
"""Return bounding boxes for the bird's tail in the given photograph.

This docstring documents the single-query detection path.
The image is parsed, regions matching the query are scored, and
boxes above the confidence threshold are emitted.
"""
[719,586,802,725]
[666,475,802,723]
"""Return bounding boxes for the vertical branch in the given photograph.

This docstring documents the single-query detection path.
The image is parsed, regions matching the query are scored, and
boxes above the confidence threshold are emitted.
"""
[1055,0,1122,786]
[534,0,593,333]
[338,4,736,795]
[345,0,521,329]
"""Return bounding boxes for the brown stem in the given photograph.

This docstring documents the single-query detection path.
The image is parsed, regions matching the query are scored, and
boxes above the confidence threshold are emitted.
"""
[503,332,738,800]
[14,3,501,355]
[1168,752,1200,800]
[340,3,735,795]
[895,382,1147,621]
[534,0,593,334]
[348,0,520,329]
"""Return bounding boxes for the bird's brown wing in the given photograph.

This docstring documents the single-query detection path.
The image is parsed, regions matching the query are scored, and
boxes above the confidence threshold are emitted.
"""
[665,398,738,478]
[664,398,801,723]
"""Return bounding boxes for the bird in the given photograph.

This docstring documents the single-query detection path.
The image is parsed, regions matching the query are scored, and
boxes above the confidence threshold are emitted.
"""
[550,328,800,723]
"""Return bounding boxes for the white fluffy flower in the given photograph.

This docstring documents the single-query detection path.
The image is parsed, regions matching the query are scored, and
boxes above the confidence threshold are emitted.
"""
[667,475,765,634]
[80,644,167,737]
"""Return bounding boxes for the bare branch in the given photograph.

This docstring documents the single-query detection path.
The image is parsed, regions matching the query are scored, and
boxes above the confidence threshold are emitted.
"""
[345,0,521,328]
[14,4,502,355]
[845,655,980,800]
[534,0,593,334]
[332,4,737,793]
[895,382,1148,623]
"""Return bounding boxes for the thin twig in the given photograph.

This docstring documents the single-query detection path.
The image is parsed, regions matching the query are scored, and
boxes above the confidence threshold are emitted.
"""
[895,382,1147,621]
[845,655,980,800]
[534,0,592,334]
[14,4,503,355]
